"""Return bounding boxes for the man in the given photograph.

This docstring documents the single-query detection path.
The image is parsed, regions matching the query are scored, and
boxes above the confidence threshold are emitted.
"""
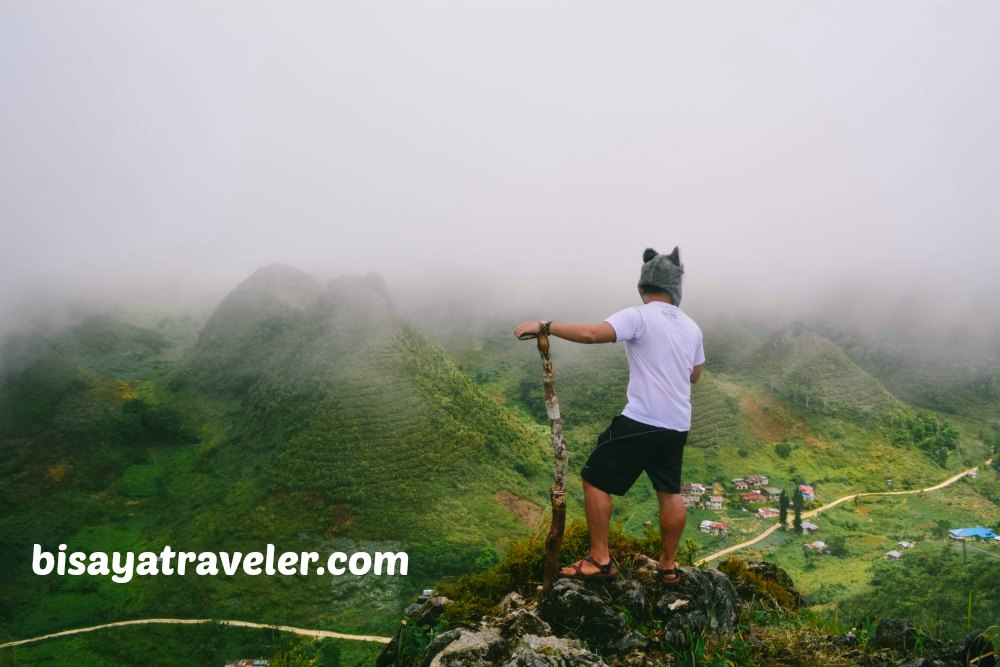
[513,247,704,585]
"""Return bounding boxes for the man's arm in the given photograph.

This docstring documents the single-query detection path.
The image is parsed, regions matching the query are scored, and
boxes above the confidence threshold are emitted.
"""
[513,321,616,344]
[690,364,703,384]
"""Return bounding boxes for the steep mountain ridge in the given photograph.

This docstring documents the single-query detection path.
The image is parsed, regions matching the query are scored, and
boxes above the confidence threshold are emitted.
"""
[175,263,324,395]
[746,330,906,421]
[163,266,550,546]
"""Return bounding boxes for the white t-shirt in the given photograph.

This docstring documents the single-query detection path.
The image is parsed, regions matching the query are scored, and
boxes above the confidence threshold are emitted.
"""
[604,302,705,431]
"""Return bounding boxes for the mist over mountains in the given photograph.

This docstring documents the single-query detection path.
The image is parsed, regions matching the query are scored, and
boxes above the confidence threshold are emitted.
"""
[3,2,999,661]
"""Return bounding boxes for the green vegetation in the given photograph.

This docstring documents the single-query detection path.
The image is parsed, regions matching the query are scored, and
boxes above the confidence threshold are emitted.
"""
[837,542,1000,640]
[2,272,999,663]
[895,411,960,466]
[792,487,804,534]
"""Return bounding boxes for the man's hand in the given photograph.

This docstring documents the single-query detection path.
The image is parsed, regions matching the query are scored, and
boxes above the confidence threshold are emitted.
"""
[691,364,704,384]
[513,321,541,340]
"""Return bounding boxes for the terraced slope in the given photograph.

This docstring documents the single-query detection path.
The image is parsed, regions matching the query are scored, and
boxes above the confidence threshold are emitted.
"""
[163,266,551,545]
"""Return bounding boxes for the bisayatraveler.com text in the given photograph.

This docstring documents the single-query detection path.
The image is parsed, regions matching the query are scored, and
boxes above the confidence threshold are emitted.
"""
[32,544,408,583]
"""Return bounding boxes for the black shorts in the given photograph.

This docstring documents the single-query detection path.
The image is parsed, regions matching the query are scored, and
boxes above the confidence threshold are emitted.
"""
[581,414,687,496]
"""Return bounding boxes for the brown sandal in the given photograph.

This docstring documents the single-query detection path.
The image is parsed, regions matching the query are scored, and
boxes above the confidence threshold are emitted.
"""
[560,555,618,580]
[657,566,682,586]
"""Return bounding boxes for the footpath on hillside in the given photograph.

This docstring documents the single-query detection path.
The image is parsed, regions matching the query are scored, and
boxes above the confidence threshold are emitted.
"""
[2,458,991,651]
[0,618,392,650]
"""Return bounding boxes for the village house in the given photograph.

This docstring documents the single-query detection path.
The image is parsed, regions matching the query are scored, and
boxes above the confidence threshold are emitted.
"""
[707,495,724,510]
[699,520,729,537]
[745,474,769,487]
[741,491,766,504]
[799,484,815,500]
[897,541,914,549]
[886,550,903,560]
[804,540,828,553]
[763,487,783,498]
[950,526,997,541]
[801,520,819,534]
[682,495,700,508]
[757,507,780,519]
[682,482,706,496]
[732,478,750,490]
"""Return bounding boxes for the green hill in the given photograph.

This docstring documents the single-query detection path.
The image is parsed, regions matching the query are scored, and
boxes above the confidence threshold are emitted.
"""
[52,314,174,380]
[745,331,906,422]
[174,262,324,395]
[0,266,554,646]
[0,333,95,438]
[164,265,550,545]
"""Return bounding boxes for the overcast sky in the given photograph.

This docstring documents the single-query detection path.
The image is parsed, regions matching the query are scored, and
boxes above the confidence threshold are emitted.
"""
[2,1,998,327]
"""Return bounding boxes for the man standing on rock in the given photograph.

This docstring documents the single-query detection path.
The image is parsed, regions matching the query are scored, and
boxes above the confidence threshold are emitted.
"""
[513,247,704,585]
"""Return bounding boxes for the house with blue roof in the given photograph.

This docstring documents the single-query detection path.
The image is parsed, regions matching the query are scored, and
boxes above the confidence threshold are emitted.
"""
[949,526,997,540]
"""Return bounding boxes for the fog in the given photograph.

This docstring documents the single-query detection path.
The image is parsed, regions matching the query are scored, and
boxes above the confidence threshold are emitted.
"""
[2,1,998,339]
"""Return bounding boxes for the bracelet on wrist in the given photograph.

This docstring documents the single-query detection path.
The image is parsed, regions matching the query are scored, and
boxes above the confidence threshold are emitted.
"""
[539,321,552,335]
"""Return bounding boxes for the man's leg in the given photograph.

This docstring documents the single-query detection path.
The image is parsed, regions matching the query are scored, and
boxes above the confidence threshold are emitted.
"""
[584,479,613,564]
[560,478,613,575]
[656,491,686,570]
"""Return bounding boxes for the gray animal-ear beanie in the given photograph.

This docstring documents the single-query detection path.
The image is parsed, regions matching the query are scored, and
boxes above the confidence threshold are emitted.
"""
[639,246,684,306]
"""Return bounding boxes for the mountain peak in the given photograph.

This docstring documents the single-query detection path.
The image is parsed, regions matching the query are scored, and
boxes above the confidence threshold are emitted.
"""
[319,272,394,314]
[235,263,323,303]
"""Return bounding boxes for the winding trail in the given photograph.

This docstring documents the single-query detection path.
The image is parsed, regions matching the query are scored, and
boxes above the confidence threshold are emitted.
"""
[0,618,391,650]
[696,459,992,565]
[3,459,992,651]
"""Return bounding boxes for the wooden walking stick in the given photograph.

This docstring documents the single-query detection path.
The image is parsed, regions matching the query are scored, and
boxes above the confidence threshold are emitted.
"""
[519,330,568,596]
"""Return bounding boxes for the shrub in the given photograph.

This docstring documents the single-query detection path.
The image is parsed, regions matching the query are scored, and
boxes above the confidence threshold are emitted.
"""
[436,519,652,625]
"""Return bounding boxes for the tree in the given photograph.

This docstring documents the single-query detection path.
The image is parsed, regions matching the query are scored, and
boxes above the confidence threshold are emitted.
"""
[473,546,500,572]
[903,411,960,467]
[779,490,790,526]
[826,535,848,557]
[792,486,804,534]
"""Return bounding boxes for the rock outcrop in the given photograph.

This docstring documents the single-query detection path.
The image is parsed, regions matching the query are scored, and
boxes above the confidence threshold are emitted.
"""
[377,558,997,666]
[376,562,742,666]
